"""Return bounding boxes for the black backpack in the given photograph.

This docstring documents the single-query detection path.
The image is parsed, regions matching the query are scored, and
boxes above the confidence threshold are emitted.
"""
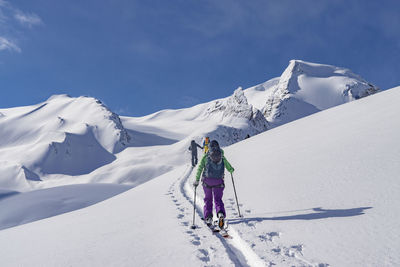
[209,140,222,163]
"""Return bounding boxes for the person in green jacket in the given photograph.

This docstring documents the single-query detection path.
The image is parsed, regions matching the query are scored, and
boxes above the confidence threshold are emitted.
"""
[193,140,234,228]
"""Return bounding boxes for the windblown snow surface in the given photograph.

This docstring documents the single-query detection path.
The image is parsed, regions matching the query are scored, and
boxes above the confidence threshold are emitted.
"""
[0,61,398,266]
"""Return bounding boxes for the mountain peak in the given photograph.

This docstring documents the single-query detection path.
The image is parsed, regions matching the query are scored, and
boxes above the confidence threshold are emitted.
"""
[195,87,269,145]
[0,95,133,182]
[262,60,379,126]
[46,94,72,101]
[44,95,132,153]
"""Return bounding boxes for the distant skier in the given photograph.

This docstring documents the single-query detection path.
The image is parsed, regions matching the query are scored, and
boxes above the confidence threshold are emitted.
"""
[193,140,234,229]
[203,136,210,154]
[189,140,203,167]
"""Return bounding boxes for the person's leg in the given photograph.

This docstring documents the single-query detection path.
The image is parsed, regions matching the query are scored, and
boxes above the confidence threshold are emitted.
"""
[203,185,213,219]
[213,187,226,217]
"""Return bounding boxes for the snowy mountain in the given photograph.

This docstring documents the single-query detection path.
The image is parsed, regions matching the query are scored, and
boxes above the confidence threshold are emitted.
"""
[0,60,396,266]
[200,87,269,145]
[0,95,132,191]
[260,60,379,126]
[0,85,398,266]
[121,86,269,148]
[0,88,269,194]
[0,59,381,208]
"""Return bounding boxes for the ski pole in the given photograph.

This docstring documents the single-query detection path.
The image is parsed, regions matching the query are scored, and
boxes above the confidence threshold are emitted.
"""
[191,186,197,229]
[230,173,242,217]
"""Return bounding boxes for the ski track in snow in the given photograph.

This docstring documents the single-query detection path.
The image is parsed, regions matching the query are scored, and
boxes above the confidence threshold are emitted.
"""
[166,165,235,267]
[167,164,328,267]
[166,164,265,267]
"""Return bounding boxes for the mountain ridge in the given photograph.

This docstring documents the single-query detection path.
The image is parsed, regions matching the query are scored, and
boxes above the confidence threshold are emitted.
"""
[0,59,382,192]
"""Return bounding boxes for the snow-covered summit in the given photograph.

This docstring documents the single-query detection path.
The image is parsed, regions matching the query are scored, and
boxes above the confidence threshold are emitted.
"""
[261,60,379,126]
[0,60,381,193]
[194,87,269,146]
[0,95,132,190]
[1,86,399,267]
[202,87,269,133]
[0,94,131,153]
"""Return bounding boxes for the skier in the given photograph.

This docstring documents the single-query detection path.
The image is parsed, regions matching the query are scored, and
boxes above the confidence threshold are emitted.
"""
[188,140,203,167]
[203,137,210,153]
[193,140,234,229]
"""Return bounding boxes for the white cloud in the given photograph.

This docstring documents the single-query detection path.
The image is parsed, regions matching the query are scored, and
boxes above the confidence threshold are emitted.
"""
[0,36,21,52]
[0,1,43,53]
[14,10,42,27]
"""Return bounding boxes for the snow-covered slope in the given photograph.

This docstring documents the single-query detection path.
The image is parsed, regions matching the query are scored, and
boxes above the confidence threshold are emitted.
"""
[0,60,382,231]
[0,86,398,266]
[260,60,379,126]
[0,95,132,191]
[224,86,399,266]
[244,77,280,110]
[0,59,390,266]
[0,87,269,194]
[126,60,378,146]
[0,183,131,230]
[0,60,380,192]
[123,87,269,147]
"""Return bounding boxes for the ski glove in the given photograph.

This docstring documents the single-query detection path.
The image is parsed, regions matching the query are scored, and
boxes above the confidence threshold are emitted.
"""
[229,168,234,174]
[193,180,199,187]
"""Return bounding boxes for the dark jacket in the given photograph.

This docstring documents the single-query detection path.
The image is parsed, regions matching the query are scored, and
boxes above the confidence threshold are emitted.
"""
[189,140,202,156]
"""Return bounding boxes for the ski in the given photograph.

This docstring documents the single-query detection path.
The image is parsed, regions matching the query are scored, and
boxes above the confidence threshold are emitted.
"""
[202,217,220,232]
[208,224,220,233]
[201,218,231,238]
[215,220,230,238]
[219,229,230,238]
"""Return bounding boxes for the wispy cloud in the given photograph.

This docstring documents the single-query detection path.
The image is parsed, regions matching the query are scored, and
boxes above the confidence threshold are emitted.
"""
[14,10,42,28]
[0,36,20,52]
[0,0,42,53]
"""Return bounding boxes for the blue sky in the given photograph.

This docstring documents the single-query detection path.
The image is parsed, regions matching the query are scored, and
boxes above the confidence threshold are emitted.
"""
[1,0,399,116]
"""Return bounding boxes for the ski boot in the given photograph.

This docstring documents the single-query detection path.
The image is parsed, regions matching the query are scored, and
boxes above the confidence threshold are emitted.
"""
[205,216,213,227]
[217,212,225,229]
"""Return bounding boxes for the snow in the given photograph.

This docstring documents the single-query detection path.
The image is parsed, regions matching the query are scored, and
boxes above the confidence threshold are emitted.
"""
[0,60,398,266]
[244,77,280,110]
[0,183,131,230]
[224,86,400,266]
[0,95,134,191]
[262,60,379,127]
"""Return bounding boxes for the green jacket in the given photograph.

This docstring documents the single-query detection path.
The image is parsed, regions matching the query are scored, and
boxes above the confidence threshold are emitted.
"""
[196,149,234,182]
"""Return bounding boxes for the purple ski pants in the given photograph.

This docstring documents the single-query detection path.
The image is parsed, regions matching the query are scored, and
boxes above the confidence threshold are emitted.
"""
[202,177,225,219]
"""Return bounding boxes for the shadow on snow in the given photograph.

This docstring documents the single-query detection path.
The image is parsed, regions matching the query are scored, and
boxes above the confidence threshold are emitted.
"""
[228,207,373,225]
